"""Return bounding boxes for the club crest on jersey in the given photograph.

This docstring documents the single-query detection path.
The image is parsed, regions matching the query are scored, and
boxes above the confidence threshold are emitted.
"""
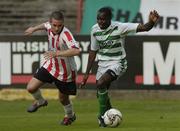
[99,40,113,49]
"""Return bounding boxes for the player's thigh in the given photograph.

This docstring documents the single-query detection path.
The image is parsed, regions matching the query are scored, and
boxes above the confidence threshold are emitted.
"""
[27,77,44,92]
[27,67,54,92]
[96,65,121,89]
[96,66,116,82]
[55,80,76,95]
[98,72,113,82]
[96,71,114,89]
[97,63,126,80]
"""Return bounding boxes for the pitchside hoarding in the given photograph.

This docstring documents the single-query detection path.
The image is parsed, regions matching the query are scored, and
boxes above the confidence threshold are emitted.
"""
[0,35,180,89]
[113,36,180,89]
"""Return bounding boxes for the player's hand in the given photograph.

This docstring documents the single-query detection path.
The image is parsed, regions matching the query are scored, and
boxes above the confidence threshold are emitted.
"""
[79,74,89,88]
[24,27,35,36]
[149,10,159,23]
[43,51,56,60]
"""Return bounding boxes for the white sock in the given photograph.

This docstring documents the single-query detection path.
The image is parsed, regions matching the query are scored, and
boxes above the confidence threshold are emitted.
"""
[31,89,45,104]
[63,103,74,118]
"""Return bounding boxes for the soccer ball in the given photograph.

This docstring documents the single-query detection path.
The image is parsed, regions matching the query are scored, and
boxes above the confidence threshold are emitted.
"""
[103,108,122,127]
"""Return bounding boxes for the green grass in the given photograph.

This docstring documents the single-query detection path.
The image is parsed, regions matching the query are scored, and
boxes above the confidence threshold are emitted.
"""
[0,99,180,131]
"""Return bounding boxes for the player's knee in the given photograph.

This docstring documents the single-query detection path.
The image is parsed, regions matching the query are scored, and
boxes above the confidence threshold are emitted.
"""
[59,95,69,105]
[26,84,36,93]
[96,80,106,89]
[27,85,32,93]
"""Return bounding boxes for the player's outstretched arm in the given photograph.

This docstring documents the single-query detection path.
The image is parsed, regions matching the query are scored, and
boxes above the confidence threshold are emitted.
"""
[24,23,46,36]
[43,48,81,60]
[79,50,97,88]
[137,10,159,32]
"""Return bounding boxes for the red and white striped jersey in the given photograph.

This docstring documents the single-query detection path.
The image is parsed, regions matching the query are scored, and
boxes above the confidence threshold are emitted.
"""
[42,22,79,82]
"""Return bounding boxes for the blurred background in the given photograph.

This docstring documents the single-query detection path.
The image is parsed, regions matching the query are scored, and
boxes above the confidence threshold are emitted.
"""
[1,0,180,100]
[0,0,78,35]
[1,0,180,35]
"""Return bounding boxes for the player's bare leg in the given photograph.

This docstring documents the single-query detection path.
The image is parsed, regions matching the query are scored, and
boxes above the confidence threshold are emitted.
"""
[97,70,116,127]
[58,91,76,125]
[26,77,48,112]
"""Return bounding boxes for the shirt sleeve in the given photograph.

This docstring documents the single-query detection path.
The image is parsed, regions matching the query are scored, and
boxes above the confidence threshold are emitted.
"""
[63,30,79,49]
[90,29,99,51]
[118,23,139,37]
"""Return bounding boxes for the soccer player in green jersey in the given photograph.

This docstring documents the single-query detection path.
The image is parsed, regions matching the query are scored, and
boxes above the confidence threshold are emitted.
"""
[80,7,159,127]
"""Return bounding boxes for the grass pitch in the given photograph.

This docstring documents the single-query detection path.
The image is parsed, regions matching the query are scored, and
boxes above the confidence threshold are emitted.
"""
[0,99,180,131]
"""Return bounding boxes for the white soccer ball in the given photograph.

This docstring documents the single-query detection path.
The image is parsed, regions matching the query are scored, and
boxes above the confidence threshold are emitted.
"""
[103,108,122,127]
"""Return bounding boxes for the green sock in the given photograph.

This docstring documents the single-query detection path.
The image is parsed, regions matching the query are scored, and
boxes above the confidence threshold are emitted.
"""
[97,88,109,117]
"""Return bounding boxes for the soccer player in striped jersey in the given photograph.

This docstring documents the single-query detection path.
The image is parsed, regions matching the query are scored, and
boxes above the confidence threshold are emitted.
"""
[80,7,159,127]
[24,11,80,125]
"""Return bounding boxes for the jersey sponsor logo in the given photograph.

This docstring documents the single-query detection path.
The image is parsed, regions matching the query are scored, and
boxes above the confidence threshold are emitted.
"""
[99,40,113,49]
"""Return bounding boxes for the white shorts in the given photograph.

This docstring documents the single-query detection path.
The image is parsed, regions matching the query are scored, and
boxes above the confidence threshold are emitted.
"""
[96,61,127,80]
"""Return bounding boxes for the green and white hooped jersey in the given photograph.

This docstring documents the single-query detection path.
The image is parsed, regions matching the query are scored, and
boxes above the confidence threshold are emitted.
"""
[91,21,138,66]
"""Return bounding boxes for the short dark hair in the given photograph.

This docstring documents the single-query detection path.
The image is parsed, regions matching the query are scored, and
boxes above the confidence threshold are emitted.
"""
[50,11,64,21]
[98,7,112,19]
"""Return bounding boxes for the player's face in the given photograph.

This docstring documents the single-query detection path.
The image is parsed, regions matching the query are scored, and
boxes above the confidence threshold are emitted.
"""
[50,18,64,35]
[97,12,111,29]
